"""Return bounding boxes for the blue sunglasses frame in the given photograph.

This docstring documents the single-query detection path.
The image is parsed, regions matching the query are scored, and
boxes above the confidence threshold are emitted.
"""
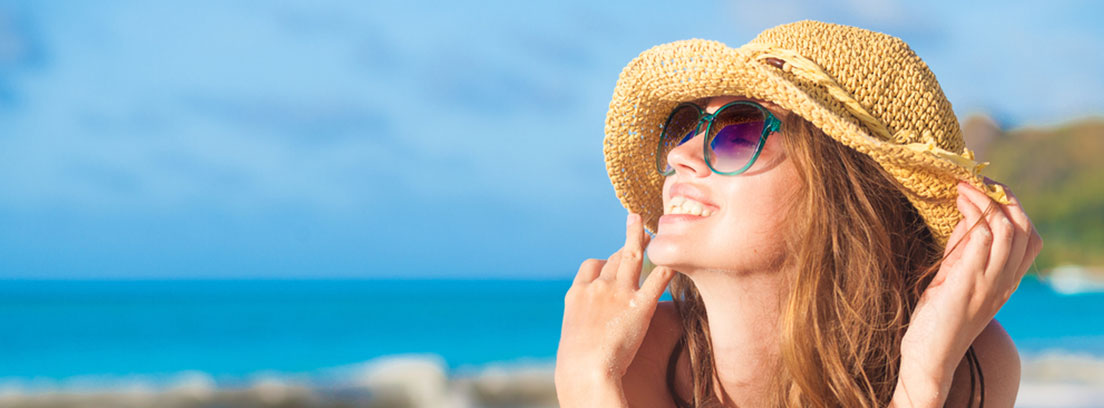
[656,100,782,176]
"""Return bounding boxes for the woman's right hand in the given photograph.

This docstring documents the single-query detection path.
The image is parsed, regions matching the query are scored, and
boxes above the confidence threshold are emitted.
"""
[555,213,676,399]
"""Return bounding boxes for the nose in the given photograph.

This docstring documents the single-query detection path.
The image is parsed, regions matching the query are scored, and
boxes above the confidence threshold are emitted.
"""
[665,128,712,178]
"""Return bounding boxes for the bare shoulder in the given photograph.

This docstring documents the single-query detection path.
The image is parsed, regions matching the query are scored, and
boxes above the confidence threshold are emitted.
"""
[622,301,693,408]
[944,319,1021,407]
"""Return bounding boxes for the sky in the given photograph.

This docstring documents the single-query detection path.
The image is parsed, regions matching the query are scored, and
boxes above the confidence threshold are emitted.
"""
[0,0,1101,279]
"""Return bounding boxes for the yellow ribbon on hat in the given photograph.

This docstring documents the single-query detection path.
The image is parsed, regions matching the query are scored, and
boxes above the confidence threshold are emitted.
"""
[738,42,1010,204]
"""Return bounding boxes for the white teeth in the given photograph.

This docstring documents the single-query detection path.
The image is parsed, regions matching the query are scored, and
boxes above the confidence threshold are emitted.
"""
[667,196,715,216]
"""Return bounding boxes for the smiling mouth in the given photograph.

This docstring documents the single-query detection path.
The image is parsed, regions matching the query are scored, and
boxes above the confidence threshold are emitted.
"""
[666,196,715,217]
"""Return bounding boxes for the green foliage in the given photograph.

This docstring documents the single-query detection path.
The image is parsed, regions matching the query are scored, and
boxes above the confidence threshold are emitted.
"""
[978,117,1104,272]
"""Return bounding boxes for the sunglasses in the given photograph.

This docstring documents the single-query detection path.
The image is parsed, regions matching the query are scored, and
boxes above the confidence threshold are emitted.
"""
[656,100,782,176]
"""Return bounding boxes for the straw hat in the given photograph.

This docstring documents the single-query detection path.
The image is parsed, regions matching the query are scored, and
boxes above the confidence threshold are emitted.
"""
[603,20,1010,247]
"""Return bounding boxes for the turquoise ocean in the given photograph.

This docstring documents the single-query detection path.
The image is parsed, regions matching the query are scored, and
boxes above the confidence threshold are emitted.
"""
[1,276,1101,389]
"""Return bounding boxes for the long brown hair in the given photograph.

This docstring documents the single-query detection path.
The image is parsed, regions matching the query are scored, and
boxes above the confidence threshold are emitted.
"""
[663,111,982,407]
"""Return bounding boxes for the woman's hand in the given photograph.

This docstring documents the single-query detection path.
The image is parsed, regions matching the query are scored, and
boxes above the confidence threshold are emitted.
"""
[555,213,676,406]
[894,181,1043,407]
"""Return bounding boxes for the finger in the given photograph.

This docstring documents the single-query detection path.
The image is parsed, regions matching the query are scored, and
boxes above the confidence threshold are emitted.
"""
[598,250,622,282]
[617,213,648,288]
[574,259,605,284]
[943,193,972,257]
[993,183,1041,282]
[639,266,675,304]
[961,183,1014,281]
[994,204,1029,291]
[984,179,1031,274]
[987,203,1018,286]
[948,183,992,284]
[988,179,1032,233]
[932,187,981,287]
[1017,224,1044,282]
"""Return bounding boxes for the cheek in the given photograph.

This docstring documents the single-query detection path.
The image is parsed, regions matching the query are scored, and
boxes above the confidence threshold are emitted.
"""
[708,163,801,264]
[712,194,789,257]
[737,176,799,235]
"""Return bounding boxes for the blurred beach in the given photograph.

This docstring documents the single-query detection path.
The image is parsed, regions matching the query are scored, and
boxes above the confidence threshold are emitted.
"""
[1,276,1102,408]
[0,355,562,408]
[0,354,1102,408]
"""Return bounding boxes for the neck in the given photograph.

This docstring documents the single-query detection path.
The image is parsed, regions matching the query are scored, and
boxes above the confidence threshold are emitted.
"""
[686,268,787,407]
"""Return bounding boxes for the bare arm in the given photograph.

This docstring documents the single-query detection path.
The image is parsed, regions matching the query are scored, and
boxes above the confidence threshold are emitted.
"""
[889,182,1040,407]
[555,373,629,408]
[891,319,1021,407]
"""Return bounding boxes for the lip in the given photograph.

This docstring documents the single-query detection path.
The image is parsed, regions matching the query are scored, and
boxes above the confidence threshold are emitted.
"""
[658,213,711,226]
[665,182,720,214]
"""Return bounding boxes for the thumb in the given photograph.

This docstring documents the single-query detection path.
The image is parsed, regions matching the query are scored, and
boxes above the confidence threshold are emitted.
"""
[639,266,675,303]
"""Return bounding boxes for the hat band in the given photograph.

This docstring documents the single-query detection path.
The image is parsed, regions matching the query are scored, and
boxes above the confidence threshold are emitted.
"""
[738,42,1010,204]
[739,42,897,143]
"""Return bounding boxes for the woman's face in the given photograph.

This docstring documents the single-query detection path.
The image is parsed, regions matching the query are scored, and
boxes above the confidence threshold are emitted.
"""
[646,95,802,276]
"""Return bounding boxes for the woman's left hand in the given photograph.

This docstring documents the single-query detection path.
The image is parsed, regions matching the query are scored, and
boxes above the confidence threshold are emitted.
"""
[896,180,1043,403]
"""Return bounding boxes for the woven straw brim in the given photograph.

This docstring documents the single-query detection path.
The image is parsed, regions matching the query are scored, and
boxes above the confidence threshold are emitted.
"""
[604,38,1008,248]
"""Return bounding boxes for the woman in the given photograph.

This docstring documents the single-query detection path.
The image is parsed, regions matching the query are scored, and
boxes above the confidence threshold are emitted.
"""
[555,21,1042,407]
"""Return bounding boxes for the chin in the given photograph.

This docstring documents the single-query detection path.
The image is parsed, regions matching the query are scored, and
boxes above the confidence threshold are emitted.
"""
[645,234,696,271]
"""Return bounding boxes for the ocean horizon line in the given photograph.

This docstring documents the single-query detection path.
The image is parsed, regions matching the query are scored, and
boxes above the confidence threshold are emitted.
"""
[0,277,579,282]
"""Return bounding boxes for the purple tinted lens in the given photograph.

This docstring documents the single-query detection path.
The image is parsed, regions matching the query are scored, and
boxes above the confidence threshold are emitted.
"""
[708,120,763,173]
[663,129,695,172]
[658,105,701,174]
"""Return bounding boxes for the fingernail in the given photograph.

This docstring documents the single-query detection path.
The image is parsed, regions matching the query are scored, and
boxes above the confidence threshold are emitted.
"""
[627,213,638,226]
